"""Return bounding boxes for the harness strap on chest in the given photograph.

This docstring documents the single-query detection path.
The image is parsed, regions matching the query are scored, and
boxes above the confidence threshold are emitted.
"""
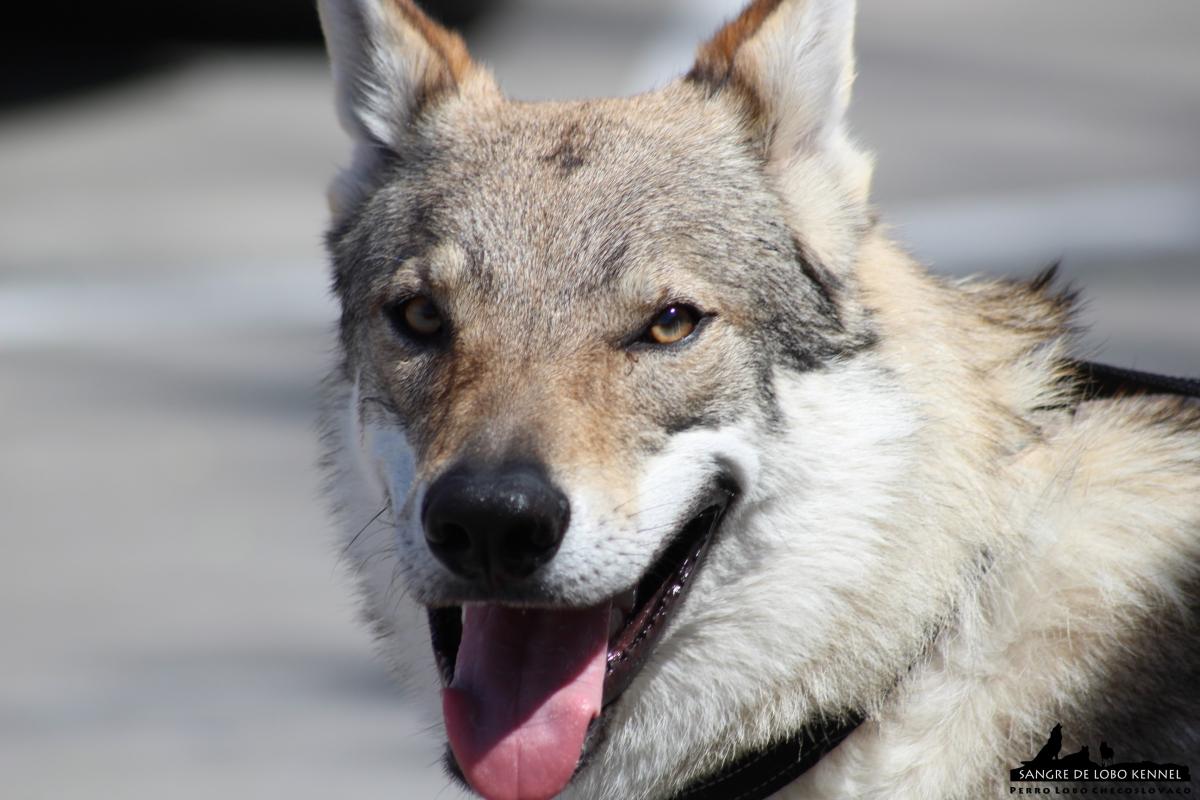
[667,712,864,800]
[1077,361,1200,400]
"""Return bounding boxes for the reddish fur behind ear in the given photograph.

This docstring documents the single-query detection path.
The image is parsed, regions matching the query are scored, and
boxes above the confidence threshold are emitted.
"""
[688,0,787,87]
[386,0,474,106]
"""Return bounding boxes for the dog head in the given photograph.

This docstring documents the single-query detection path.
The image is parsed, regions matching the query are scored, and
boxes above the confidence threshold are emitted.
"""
[319,1,959,798]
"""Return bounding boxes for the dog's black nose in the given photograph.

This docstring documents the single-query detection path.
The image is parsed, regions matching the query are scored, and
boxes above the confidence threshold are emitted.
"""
[422,466,570,585]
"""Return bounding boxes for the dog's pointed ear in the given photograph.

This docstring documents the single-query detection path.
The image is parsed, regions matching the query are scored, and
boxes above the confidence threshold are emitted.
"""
[689,0,856,162]
[318,0,481,147]
[318,1,496,218]
[688,0,872,271]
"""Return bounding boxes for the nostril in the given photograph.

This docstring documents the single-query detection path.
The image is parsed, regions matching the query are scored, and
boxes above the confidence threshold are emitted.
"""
[428,520,472,552]
[496,524,559,579]
[527,524,557,551]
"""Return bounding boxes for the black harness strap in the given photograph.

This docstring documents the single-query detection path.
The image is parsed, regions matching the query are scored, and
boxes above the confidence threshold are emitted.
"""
[1077,360,1200,401]
[668,712,865,800]
[666,361,1198,800]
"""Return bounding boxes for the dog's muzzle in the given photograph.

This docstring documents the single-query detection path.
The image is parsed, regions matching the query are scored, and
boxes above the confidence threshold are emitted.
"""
[425,469,739,800]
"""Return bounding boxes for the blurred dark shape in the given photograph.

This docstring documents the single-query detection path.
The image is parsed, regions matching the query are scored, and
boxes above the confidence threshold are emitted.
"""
[0,0,496,108]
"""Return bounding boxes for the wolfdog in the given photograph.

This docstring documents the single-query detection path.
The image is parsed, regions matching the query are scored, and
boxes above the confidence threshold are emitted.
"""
[315,0,1200,797]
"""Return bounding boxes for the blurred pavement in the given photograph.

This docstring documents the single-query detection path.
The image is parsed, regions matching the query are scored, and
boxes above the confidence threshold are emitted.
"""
[1,1,1197,798]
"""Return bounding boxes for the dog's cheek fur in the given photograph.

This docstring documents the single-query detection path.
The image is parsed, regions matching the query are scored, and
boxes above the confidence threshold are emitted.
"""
[564,357,935,800]
[319,374,443,729]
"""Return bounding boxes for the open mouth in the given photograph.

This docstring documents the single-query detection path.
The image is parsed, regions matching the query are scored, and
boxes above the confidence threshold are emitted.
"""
[426,479,737,800]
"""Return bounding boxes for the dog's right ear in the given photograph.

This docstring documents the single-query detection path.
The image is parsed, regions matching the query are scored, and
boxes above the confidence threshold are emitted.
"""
[318,0,491,216]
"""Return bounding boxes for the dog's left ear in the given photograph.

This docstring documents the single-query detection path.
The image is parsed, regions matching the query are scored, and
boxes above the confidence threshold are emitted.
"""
[690,0,857,163]
[689,0,872,269]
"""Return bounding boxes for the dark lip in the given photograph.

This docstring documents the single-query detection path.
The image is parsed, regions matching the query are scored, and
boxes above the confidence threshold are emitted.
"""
[427,475,738,786]
[601,481,734,706]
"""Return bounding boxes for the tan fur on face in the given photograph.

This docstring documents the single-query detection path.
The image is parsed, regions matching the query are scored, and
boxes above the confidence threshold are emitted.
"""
[402,341,646,502]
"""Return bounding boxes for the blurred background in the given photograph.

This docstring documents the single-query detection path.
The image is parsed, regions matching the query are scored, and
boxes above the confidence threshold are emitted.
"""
[1,1,1196,798]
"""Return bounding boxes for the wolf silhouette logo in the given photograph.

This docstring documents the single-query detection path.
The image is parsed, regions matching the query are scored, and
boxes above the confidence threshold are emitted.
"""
[1011,724,1191,784]
[1022,723,1063,766]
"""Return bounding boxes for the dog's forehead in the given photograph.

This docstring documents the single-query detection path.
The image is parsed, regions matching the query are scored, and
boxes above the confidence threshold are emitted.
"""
[411,91,776,299]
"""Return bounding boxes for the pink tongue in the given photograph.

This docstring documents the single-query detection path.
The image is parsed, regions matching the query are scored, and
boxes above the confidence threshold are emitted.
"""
[443,603,609,800]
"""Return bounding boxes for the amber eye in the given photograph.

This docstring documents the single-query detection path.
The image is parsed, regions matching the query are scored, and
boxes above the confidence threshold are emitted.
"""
[385,295,443,340]
[645,304,700,346]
